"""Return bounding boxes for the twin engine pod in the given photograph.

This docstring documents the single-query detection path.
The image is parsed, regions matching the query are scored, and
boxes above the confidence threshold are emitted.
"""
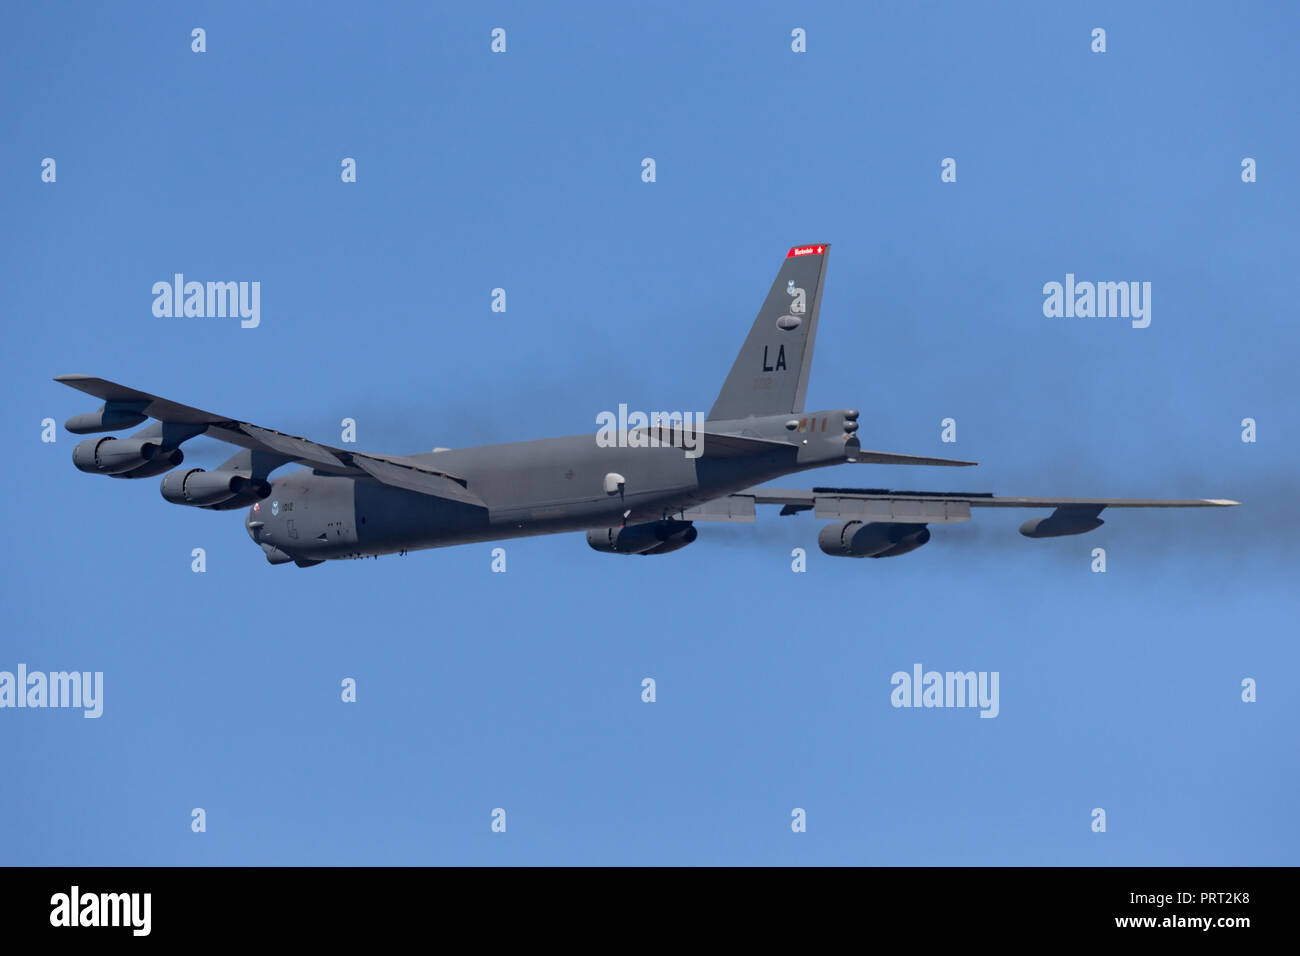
[817,520,931,558]
[587,519,698,556]
[160,468,273,509]
[72,435,184,479]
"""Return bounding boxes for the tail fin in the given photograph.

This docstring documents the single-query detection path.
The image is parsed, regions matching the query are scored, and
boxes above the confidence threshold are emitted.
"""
[707,244,829,421]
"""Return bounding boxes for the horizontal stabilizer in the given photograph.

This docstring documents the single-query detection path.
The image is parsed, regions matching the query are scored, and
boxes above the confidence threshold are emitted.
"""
[697,432,797,458]
[691,435,978,465]
[847,449,979,467]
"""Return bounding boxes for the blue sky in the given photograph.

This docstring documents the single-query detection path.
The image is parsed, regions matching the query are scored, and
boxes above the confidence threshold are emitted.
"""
[2,0,1296,865]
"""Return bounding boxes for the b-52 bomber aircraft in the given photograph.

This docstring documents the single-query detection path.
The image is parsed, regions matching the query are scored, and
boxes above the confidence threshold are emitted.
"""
[56,244,1237,568]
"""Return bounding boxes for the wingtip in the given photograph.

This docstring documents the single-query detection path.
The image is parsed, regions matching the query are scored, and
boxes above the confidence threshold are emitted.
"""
[1207,499,1241,506]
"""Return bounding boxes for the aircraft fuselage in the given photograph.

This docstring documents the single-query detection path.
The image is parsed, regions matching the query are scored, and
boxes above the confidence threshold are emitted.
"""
[245,411,858,562]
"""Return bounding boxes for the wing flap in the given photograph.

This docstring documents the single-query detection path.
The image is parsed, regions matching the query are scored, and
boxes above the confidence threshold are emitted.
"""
[696,432,794,458]
[682,494,757,522]
[812,493,971,523]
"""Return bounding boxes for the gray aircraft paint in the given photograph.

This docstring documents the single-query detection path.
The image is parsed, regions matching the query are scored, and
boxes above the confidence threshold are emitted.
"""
[248,410,861,561]
[55,245,1237,567]
[708,244,828,421]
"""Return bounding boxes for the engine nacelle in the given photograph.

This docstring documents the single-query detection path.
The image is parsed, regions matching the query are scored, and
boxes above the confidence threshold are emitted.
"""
[641,525,699,555]
[73,436,170,475]
[202,486,273,510]
[161,468,272,507]
[871,528,932,558]
[587,519,697,555]
[817,521,931,558]
[108,449,185,479]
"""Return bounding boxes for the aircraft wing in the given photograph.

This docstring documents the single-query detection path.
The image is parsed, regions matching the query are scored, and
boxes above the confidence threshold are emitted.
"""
[54,374,485,506]
[682,485,1238,534]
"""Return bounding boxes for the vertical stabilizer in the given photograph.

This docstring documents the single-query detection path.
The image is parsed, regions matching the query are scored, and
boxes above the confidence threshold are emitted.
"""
[707,244,829,421]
